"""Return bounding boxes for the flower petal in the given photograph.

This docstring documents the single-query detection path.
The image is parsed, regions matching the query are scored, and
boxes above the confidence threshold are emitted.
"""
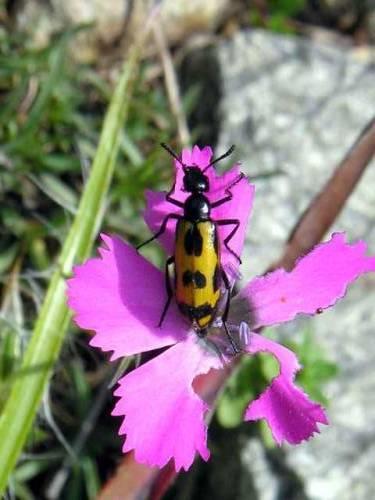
[143,145,255,271]
[67,234,188,359]
[112,334,222,471]
[239,233,375,329]
[244,332,328,444]
[191,145,212,167]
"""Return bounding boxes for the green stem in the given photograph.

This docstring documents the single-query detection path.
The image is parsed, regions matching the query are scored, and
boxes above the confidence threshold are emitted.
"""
[0,40,142,492]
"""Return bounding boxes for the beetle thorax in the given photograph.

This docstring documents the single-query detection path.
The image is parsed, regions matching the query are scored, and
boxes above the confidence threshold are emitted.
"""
[184,193,210,222]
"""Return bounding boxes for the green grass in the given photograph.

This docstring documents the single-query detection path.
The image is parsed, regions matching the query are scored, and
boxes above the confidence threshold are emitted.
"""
[0,24,176,498]
[249,0,307,34]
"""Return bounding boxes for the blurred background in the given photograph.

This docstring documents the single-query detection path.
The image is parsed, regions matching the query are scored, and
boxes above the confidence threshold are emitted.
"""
[0,0,374,499]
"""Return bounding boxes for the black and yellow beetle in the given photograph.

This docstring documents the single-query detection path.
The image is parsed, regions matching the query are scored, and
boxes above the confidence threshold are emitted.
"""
[137,144,244,353]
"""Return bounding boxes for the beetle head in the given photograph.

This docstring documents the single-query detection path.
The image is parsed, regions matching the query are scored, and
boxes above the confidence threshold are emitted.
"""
[182,166,209,193]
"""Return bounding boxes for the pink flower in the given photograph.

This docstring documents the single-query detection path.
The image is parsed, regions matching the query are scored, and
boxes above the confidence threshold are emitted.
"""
[67,145,375,471]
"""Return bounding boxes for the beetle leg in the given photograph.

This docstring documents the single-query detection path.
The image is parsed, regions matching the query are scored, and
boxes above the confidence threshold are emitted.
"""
[216,219,241,264]
[210,172,245,208]
[136,213,181,251]
[222,269,241,355]
[158,256,175,327]
[221,269,232,322]
[166,184,184,208]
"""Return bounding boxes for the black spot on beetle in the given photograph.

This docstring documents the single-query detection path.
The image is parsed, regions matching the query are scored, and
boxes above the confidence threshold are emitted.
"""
[194,271,206,289]
[182,270,206,289]
[213,265,221,292]
[183,270,193,286]
[184,225,203,256]
[213,228,219,254]
[184,230,194,255]
[177,302,213,321]
[193,303,213,320]
[177,301,192,318]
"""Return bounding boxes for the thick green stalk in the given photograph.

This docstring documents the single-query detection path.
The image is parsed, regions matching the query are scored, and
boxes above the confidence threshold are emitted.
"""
[0,42,141,492]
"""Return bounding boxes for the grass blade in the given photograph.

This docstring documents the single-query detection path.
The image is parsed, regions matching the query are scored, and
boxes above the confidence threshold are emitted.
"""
[0,36,144,493]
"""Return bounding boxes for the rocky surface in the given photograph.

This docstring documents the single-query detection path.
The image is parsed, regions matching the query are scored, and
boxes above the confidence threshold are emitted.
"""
[9,0,230,61]
[217,30,375,500]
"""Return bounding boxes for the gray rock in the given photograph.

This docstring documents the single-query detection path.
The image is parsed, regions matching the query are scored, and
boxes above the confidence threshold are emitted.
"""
[10,0,230,61]
[217,30,375,500]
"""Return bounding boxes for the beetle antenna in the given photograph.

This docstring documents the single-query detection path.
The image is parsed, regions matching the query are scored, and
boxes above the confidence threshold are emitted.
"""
[161,142,185,167]
[203,144,235,172]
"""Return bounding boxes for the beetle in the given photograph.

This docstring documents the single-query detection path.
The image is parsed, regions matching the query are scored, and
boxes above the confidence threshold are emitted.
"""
[137,143,245,353]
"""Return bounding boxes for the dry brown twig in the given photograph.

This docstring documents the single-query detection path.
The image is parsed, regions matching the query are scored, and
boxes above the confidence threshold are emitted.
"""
[152,19,191,146]
[274,116,375,271]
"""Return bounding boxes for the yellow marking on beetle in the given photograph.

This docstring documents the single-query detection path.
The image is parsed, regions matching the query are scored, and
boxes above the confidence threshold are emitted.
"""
[175,220,221,329]
[197,314,213,329]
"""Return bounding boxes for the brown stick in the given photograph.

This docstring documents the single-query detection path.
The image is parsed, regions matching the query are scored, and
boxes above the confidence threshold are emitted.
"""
[274,116,375,271]
[152,20,191,146]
